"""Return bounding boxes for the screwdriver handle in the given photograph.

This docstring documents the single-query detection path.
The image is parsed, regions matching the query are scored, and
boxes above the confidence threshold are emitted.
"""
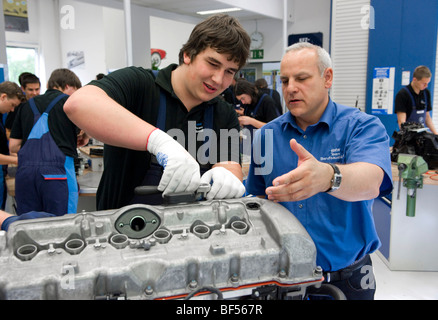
[134,186,161,195]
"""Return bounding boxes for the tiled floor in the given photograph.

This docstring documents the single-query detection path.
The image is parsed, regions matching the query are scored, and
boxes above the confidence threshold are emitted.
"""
[372,252,438,300]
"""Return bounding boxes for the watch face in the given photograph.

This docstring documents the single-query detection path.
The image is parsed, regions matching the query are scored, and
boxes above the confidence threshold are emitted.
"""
[250,32,263,50]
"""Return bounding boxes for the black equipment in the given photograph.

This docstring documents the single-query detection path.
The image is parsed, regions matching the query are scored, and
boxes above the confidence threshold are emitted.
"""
[391,122,438,169]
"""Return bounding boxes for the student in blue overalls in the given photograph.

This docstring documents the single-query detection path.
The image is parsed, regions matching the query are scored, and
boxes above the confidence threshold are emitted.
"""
[234,78,280,156]
[9,69,89,216]
[64,14,249,210]
[0,81,24,210]
[395,65,438,134]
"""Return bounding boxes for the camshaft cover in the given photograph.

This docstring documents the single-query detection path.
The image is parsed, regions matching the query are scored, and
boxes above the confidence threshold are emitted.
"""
[0,198,322,300]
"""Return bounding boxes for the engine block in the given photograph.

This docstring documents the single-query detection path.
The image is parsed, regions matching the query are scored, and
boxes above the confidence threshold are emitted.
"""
[0,198,322,300]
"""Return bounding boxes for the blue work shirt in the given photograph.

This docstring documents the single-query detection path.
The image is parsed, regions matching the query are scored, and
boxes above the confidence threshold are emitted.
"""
[246,98,393,272]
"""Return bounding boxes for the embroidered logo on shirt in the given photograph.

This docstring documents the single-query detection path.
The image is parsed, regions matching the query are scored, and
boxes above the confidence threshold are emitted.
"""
[319,148,345,162]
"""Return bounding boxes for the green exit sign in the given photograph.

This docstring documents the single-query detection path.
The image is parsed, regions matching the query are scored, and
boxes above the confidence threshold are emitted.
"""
[251,49,264,59]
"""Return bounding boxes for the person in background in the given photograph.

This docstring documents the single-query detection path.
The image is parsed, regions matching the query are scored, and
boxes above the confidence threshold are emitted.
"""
[394,65,437,134]
[221,76,240,106]
[255,78,283,116]
[5,72,41,139]
[64,14,250,210]
[19,72,41,100]
[9,69,89,216]
[0,81,24,210]
[234,78,280,132]
[246,42,393,300]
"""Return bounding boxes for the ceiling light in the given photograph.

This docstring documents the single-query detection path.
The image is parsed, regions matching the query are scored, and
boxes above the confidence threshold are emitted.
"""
[196,8,242,15]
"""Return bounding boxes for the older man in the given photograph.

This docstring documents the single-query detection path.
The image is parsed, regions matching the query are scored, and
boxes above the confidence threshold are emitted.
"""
[246,42,393,300]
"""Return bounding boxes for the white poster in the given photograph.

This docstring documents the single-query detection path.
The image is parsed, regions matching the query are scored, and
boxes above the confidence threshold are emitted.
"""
[371,67,395,115]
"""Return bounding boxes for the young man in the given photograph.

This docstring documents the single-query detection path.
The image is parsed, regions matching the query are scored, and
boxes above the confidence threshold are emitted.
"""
[64,14,250,210]
[394,65,437,134]
[0,81,23,117]
[9,69,89,216]
[19,72,41,100]
[5,73,41,137]
[0,81,24,210]
[246,43,393,300]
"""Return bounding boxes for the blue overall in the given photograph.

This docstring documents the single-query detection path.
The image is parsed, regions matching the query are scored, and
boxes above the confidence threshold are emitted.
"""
[130,75,214,205]
[0,119,7,210]
[15,94,78,216]
[403,86,428,126]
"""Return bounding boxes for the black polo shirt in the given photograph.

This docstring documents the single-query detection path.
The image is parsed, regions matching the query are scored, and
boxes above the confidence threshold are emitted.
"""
[259,87,283,116]
[394,84,432,120]
[10,89,79,159]
[244,92,279,123]
[90,64,241,210]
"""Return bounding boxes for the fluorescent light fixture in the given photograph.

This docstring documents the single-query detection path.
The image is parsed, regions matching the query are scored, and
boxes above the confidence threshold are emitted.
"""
[196,7,242,15]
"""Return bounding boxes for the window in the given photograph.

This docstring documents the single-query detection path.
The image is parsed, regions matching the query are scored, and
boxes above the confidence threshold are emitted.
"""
[6,46,38,84]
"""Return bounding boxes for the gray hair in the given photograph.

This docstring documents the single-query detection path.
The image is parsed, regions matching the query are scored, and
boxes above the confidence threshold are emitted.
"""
[285,42,332,77]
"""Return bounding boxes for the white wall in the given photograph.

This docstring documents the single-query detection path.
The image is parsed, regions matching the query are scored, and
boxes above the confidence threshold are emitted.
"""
[102,7,127,72]
[3,0,331,86]
[290,0,331,50]
[149,16,197,68]
[59,0,106,85]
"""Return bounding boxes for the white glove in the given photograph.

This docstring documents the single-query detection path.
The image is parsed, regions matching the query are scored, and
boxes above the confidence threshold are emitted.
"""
[200,167,246,200]
[147,129,200,195]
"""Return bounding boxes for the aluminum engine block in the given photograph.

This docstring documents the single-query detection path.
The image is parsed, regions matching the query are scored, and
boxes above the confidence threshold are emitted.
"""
[0,197,322,300]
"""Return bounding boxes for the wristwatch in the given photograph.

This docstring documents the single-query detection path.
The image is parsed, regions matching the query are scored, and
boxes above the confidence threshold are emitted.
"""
[325,163,342,193]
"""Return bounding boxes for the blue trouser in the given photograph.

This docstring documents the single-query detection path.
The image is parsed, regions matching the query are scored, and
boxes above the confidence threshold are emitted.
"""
[0,166,6,210]
[15,155,78,216]
[15,95,78,216]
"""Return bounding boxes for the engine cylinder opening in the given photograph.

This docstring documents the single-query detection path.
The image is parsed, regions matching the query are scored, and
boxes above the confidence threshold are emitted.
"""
[130,216,146,232]
[193,225,211,239]
[153,229,172,244]
[16,244,38,261]
[110,234,129,249]
[65,239,85,255]
[231,221,249,235]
